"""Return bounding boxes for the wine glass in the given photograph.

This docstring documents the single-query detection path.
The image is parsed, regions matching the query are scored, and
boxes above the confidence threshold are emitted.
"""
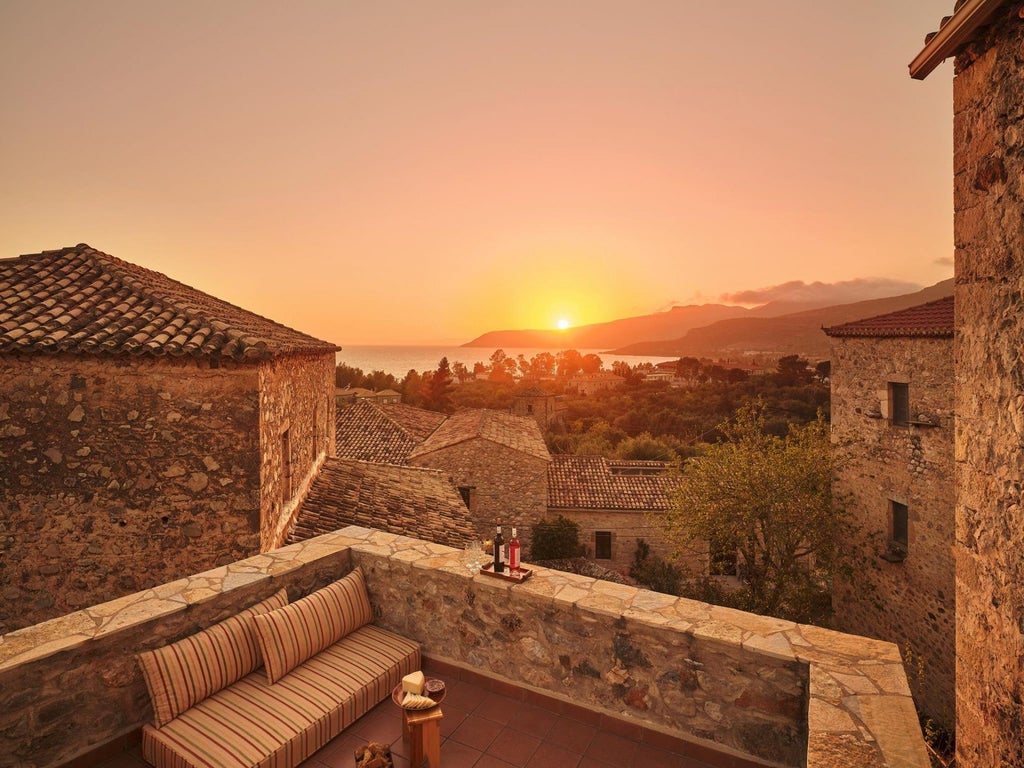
[464,539,482,574]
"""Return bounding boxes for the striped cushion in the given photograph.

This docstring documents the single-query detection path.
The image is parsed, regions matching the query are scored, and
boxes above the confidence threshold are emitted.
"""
[142,624,420,768]
[137,589,288,728]
[254,568,372,685]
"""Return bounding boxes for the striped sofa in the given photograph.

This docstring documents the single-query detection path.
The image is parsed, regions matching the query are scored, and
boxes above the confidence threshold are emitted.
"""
[136,568,419,768]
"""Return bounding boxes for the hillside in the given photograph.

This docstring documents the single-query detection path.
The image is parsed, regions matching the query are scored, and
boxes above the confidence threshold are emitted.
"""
[461,303,751,349]
[610,279,954,359]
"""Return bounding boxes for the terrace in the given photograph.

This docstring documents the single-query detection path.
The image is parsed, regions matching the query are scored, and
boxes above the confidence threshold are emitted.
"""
[0,527,930,768]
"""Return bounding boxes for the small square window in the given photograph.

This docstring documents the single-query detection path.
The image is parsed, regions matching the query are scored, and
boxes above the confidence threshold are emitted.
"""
[595,531,612,559]
[889,382,910,426]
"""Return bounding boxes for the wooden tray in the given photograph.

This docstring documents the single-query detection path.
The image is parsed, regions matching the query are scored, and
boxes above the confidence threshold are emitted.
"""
[391,681,445,710]
[480,562,533,583]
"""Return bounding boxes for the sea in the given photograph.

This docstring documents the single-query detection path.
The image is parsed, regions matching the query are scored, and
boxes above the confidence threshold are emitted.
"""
[335,345,678,377]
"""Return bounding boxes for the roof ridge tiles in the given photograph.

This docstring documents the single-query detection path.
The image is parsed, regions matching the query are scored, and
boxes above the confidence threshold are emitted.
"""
[0,244,340,360]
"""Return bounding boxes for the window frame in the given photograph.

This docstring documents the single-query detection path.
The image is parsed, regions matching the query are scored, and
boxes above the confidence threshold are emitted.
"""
[889,382,910,426]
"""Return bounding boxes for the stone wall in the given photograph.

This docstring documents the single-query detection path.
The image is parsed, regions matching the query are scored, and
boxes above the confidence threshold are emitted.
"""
[0,528,929,768]
[410,440,549,550]
[0,537,353,768]
[258,351,336,550]
[952,7,1024,765]
[829,335,954,725]
[549,507,692,576]
[0,354,262,634]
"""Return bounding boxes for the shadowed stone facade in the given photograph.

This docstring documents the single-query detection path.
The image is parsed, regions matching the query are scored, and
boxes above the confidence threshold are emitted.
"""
[826,318,954,725]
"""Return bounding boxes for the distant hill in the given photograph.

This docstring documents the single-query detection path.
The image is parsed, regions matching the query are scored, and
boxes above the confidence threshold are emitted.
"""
[610,279,954,359]
[461,303,752,350]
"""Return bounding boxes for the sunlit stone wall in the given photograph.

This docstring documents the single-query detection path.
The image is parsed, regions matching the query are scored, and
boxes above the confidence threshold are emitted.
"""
[952,6,1024,764]
[829,334,955,725]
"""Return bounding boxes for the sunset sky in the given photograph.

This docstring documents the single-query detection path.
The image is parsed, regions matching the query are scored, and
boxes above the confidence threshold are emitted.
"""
[1,2,954,345]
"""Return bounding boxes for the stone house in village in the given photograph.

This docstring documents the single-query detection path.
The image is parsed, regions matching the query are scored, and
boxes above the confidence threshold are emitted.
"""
[911,3,1024,763]
[510,386,564,429]
[334,400,551,547]
[546,456,689,575]
[824,296,955,726]
[0,244,339,633]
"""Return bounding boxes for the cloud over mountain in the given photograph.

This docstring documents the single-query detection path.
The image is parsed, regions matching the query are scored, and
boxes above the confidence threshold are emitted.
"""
[719,278,922,307]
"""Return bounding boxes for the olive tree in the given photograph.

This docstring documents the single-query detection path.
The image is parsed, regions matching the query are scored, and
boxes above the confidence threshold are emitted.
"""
[656,400,850,623]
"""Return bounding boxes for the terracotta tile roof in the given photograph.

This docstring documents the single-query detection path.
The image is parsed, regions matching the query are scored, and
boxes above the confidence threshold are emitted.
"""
[0,244,339,359]
[376,403,447,442]
[335,400,423,465]
[409,409,550,462]
[823,296,954,338]
[548,456,680,511]
[288,458,476,548]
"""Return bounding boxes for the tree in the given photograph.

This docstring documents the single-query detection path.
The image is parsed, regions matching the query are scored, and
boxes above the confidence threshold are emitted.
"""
[451,361,470,383]
[529,516,585,560]
[580,353,603,374]
[335,363,365,388]
[630,540,682,595]
[401,369,424,406]
[655,399,848,623]
[775,355,813,385]
[423,357,453,412]
[556,349,583,378]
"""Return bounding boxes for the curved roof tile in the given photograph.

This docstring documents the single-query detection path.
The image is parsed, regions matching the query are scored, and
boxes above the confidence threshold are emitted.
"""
[823,296,954,338]
[0,244,340,360]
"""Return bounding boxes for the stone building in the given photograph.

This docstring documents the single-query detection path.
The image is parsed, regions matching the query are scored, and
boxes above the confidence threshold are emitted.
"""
[0,244,339,633]
[547,456,687,575]
[288,458,476,548]
[407,409,551,545]
[511,386,563,429]
[824,297,955,725]
[334,400,552,546]
[912,3,1024,763]
[568,372,624,395]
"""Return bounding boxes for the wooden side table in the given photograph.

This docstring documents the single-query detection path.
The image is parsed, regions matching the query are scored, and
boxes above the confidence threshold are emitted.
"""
[402,706,443,768]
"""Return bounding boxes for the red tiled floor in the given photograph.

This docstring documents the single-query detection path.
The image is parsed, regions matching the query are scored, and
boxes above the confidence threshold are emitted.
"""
[96,674,728,768]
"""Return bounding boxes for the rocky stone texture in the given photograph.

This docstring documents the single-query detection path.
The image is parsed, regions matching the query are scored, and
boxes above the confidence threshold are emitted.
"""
[257,352,336,549]
[0,535,354,768]
[0,529,929,768]
[410,440,549,551]
[953,8,1024,765]
[344,528,927,768]
[0,354,262,634]
[829,335,954,725]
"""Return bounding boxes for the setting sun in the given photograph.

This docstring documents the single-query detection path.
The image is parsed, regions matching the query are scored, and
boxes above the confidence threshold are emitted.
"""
[556,318,571,330]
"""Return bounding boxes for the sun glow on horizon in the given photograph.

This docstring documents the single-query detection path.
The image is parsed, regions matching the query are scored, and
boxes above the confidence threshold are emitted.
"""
[556,318,571,330]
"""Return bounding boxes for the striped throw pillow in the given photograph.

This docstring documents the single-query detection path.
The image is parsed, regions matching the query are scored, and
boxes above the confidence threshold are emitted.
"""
[253,567,373,684]
[136,588,288,728]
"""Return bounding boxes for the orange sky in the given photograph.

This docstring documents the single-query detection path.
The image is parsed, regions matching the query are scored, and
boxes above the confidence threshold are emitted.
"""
[0,2,954,345]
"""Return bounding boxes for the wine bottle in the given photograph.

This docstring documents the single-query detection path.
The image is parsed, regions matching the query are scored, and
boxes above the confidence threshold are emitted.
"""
[493,524,505,573]
[509,526,521,571]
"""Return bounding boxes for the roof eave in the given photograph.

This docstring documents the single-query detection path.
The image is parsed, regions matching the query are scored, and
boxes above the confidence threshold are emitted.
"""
[909,0,1006,80]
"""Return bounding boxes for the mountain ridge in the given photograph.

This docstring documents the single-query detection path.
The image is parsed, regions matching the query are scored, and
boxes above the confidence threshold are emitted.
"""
[461,279,954,359]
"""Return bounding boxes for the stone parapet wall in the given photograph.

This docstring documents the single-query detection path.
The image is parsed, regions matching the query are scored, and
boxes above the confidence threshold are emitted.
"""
[0,354,262,634]
[952,7,1024,765]
[829,335,954,724]
[0,528,929,768]
[0,536,354,768]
